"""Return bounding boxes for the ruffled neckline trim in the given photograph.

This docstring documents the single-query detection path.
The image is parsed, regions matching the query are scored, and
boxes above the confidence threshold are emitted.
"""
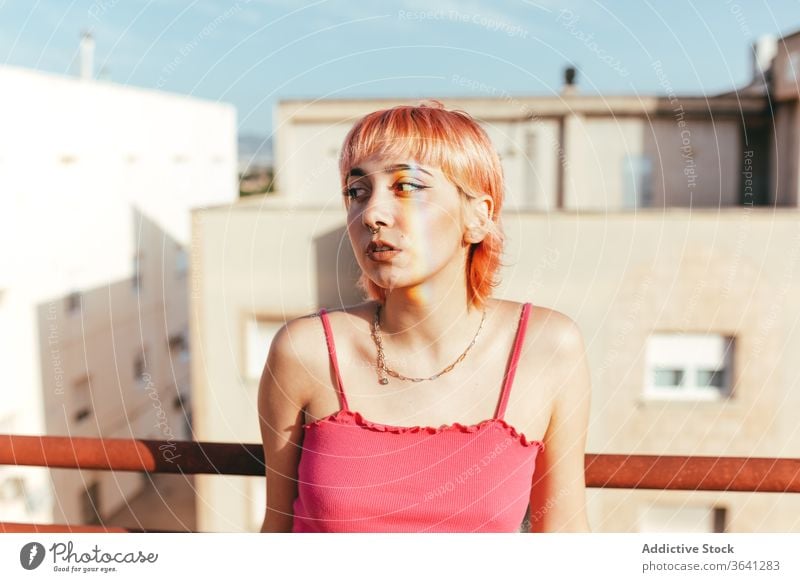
[303,409,544,451]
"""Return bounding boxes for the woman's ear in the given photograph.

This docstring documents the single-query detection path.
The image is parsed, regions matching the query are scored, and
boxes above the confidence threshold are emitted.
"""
[463,195,494,244]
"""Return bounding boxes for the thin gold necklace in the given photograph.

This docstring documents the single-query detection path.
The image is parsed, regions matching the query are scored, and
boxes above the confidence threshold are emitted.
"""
[370,303,487,384]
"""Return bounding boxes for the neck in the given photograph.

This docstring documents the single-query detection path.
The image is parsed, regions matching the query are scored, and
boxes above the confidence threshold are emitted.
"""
[377,256,487,362]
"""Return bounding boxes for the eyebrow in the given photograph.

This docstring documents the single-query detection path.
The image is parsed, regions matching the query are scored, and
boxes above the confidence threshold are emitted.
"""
[348,164,434,178]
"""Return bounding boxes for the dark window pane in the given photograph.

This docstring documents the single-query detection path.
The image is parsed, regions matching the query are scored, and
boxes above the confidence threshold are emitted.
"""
[697,369,724,388]
[653,368,684,387]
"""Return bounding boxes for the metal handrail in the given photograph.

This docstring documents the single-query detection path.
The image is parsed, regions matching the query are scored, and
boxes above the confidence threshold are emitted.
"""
[2,434,799,533]
[0,434,263,475]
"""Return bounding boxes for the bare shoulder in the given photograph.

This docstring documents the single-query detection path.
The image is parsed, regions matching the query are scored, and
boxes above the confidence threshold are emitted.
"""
[272,302,373,361]
[261,309,329,409]
[495,299,581,348]
[528,305,585,351]
[320,300,377,320]
[524,304,591,399]
[269,310,325,361]
[507,300,589,392]
[263,303,373,406]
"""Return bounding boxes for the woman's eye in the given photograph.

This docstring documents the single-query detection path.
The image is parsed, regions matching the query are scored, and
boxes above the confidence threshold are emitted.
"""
[396,182,427,193]
[346,186,367,200]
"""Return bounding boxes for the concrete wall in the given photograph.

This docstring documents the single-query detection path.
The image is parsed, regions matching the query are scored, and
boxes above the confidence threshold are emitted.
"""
[564,115,645,209]
[483,117,560,211]
[645,118,742,208]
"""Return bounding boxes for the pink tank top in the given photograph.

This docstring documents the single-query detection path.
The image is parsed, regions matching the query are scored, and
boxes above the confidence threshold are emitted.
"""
[292,302,544,533]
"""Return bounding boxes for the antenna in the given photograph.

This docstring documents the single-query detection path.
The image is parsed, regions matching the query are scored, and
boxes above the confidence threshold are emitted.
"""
[80,30,94,80]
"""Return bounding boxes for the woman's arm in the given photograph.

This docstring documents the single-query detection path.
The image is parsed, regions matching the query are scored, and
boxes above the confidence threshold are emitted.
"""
[528,316,592,532]
[257,319,316,533]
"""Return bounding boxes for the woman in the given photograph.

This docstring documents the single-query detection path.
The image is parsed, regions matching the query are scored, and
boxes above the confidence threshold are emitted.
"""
[258,100,591,533]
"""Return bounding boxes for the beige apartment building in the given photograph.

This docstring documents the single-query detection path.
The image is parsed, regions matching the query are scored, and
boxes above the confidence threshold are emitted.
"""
[190,30,800,532]
[0,58,237,526]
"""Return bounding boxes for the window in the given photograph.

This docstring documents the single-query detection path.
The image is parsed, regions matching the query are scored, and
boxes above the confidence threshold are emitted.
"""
[134,349,148,387]
[640,504,726,533]
[66,291,81,314]
[245,317,282,381]
[622,154,653,208]
[168,332,189,364]
[72,376,92,423]
[644,333,734,401]
[173,393,187,410]
[653,368,684,387]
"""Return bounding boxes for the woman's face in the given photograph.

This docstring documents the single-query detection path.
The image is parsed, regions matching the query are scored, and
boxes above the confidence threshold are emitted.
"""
[344,154,469,296]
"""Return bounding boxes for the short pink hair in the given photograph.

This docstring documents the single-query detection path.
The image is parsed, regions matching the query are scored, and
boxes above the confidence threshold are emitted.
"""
[339,100,506,310]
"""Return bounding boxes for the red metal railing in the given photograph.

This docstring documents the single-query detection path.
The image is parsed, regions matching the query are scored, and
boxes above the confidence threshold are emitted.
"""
[2,434,799,533]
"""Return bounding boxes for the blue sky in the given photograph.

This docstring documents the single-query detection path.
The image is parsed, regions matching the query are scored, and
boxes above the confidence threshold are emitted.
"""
[2,0,799,136]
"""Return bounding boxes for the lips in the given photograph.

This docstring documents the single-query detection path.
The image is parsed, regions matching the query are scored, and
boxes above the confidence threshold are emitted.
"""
[367,240,397,253]
[366,239,401,261]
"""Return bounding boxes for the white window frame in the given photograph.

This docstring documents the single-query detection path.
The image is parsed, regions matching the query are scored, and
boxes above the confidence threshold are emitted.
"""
[639,503,726,533]
[643,333,734,401]
[244,316,283,382]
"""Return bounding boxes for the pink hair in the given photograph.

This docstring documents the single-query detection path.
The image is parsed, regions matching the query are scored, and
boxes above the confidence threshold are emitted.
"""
[339,100,506,310]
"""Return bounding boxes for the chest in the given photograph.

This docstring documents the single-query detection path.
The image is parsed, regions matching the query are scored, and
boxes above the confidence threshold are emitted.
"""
[304,323,557,442]
[293,420,541,532]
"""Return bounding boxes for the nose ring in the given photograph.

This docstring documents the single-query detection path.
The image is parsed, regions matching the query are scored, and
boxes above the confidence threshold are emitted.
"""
[368,225,381,235]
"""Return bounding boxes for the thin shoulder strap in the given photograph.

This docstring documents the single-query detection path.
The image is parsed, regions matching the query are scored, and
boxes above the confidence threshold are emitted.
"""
[495,302,532,420]
[318,308,350,411]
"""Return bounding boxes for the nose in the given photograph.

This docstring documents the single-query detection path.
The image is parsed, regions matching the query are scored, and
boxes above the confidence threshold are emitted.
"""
[361,187,395,231]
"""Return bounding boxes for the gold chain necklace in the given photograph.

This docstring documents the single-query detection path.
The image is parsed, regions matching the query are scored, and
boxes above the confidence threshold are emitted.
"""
[370,303,487,384]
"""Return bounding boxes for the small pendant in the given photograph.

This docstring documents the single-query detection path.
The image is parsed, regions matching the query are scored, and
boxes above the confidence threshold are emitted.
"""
[379,378,389,385]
